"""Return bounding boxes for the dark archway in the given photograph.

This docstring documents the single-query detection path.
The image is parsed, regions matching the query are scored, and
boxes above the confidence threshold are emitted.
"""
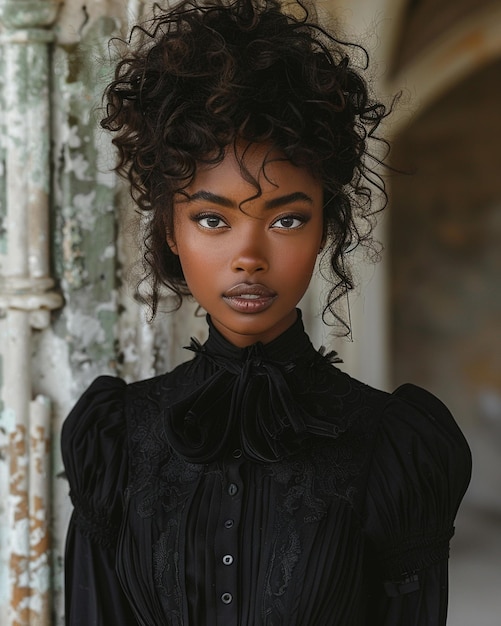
[390,58,501,426]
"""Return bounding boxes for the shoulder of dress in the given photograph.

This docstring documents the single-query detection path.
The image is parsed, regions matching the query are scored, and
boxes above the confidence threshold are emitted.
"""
[362,384,472,582]
[127,358,197,398]
[381,383,470,447]
[367,382,472,510]
[368,382,471,473]
[62,375,128,446]
[61,376,130,539]
[61,370,177,465]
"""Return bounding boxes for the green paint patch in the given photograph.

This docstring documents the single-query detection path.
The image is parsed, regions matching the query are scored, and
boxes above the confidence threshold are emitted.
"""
[50,16,125,379]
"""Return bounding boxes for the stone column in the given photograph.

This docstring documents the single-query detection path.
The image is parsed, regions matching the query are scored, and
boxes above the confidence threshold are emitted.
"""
[0,1,63,625]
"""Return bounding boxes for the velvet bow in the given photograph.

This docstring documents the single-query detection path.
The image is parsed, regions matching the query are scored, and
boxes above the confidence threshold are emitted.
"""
[162,311,349,463]
[163,339,321,463]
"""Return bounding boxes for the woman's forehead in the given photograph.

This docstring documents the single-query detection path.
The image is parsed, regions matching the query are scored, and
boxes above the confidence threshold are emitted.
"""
[184,144,322,201]
[193,140,317,183]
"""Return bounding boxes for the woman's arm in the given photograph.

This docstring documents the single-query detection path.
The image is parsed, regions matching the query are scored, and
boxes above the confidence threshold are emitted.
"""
[65,515,138,626]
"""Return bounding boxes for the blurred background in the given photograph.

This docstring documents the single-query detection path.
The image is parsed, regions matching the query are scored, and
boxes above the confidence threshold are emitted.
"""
[0,0,499,623]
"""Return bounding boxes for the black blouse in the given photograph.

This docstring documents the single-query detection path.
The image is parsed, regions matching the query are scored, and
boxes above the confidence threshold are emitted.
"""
[62,312,471,626]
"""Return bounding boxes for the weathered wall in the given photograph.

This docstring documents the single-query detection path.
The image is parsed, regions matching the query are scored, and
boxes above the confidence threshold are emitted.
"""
[0,1,174,623]
[0,2,66,623]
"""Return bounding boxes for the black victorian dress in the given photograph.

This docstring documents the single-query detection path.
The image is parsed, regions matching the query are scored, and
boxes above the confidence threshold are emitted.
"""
[62,312,471,625]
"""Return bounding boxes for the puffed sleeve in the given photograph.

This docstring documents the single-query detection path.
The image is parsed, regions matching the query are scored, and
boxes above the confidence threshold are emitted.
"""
[61,376,138,625]
[364,383,471,626]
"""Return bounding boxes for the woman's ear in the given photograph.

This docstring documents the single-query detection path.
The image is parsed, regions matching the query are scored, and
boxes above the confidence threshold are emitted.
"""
[166,230,178,255]
[319,229,327,254]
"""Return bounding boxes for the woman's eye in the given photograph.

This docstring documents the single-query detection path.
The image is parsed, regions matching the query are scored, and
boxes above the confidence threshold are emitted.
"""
[271,215,306,229]
[197,215,226,229]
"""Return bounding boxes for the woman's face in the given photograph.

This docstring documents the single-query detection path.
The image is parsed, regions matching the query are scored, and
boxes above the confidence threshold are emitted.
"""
[168,143,324,347]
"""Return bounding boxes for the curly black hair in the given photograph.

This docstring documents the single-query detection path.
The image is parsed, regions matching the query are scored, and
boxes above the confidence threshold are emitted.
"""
[102,0,392,329]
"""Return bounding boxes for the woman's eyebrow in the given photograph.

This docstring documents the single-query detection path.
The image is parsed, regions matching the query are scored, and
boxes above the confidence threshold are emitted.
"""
[187,190,313,209]
[187,190,234,207]
[264,192,313,210]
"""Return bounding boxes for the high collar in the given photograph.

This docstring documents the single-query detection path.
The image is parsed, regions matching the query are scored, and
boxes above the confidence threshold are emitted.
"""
[202,309,317,365]
[163,309,345,464]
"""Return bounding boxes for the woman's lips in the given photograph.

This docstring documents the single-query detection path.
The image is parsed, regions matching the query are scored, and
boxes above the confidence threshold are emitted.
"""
[222,283,277,313]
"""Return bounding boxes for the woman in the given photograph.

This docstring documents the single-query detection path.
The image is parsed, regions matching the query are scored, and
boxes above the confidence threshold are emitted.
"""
[62,1,471,623]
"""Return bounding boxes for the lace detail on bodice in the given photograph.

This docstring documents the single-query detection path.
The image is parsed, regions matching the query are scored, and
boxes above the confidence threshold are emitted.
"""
[126,378,204,503]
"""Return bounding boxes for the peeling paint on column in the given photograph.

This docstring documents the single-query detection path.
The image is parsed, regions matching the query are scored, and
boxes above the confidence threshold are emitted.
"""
[51,16,122,386]
[0,44,6,259]
[8,416,30,626]
[0,1,63,624]
[28,397,51,624]
[48,6,135,623]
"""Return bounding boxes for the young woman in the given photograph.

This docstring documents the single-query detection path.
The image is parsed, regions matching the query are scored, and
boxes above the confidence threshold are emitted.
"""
[62,1,471,624]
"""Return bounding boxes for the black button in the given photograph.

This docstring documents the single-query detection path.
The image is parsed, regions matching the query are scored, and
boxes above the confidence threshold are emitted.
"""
[224,519,234,529]
[223,554,234,565]
[221,592,233,604]
[228,483,238,496]
[232,448,242,459]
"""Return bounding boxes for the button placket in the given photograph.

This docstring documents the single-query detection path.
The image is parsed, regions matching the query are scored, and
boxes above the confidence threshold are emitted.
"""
[215,459,243,621]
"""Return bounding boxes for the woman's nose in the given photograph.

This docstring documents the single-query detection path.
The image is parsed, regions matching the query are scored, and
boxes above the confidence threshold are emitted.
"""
[230,232,269,274]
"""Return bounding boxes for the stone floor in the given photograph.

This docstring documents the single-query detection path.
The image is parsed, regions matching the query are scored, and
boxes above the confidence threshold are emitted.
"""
[448,504,501,626]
